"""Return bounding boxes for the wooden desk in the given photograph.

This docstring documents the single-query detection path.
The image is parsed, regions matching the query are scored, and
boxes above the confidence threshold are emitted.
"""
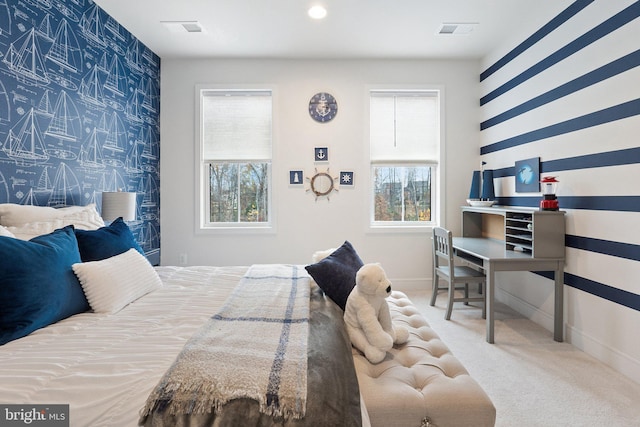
[452,237,565,343]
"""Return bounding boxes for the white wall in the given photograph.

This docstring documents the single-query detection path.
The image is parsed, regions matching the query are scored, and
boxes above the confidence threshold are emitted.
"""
[159,1,640,387]
[160,59,480,288]
[480,0,640,383]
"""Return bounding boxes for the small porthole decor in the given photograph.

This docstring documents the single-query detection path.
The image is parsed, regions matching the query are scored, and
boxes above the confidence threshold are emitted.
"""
[307,168,338,201]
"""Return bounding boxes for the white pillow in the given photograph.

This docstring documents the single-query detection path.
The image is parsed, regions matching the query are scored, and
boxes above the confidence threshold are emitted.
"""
[7,220,64,240]
[311,247,337,263]
[59,204,105,230]
[0,203,87,226]
[0,225,15,238]
[6,204,105,240]
[72,248,162,314]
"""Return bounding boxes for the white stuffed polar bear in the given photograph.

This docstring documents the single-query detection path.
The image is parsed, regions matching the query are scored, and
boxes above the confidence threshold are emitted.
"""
[344,263,409,364]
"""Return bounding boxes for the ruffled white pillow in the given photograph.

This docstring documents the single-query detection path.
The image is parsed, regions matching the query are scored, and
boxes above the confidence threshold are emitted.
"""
[58,203,106,230]
[0,203,104,227]
[0,203,86,226]
[6,220,63,241]
[5,204,105,240]
[72,248,162,314]
[0,225,15,238]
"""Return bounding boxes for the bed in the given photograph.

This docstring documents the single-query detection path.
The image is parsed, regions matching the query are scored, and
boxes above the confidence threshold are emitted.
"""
[0,204,369,426]
[0,204,495,427]
[1,264,369,427]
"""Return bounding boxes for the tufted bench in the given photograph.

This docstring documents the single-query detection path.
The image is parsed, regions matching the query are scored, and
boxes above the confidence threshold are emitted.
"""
[353,291,496,427]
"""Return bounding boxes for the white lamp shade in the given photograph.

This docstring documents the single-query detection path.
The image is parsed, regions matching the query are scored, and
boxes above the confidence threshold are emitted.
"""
[102,192,136,221]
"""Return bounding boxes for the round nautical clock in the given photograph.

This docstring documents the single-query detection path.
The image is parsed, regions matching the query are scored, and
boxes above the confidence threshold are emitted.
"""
[308,92,338,123]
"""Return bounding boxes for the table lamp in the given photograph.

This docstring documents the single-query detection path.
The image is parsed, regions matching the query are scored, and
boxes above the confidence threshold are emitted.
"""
[102,191,136,221]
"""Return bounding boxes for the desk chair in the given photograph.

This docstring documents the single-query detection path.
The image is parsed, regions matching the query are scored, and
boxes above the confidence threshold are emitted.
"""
[430,227,486,320]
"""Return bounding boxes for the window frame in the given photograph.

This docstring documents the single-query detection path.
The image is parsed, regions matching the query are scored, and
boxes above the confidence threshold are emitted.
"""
[366,86,444,232]
[195,85,276,233]
[370,161,438,226]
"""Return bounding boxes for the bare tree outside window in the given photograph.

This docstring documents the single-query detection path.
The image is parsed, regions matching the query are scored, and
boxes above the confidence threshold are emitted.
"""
[208,163,269,223]
[373,166,432,222]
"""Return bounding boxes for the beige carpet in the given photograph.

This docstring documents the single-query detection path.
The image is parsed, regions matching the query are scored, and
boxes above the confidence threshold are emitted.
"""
[404,289,640,427]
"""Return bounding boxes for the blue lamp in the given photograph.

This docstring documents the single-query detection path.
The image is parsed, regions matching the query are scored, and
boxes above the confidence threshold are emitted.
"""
[468,170,481,200]
[481,169,495,201]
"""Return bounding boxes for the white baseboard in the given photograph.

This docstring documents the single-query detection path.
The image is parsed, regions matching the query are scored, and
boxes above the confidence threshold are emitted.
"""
[494,286,555,331]
[392,277,430,293]
[565,323,640,386]
[397,279,640,385]
[496,286,640,386]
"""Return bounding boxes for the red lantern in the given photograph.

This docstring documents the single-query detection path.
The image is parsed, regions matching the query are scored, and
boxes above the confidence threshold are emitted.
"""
[540,176,559,211]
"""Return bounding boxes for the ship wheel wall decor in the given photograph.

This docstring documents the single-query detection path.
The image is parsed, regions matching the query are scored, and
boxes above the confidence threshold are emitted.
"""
[307,168,338,201]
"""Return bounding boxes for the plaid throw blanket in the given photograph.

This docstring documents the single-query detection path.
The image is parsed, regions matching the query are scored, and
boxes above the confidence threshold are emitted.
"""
[140,264,311,420]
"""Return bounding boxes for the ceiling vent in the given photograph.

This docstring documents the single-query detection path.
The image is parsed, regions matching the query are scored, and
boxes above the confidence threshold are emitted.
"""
[437,23,478,35]
[161,21,204,33]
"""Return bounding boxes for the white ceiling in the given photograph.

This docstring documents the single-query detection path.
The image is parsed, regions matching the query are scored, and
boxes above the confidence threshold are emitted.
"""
[94,0,573,60]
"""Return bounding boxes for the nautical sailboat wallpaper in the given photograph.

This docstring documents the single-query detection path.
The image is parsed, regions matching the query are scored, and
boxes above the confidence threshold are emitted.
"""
[0,0,160,264]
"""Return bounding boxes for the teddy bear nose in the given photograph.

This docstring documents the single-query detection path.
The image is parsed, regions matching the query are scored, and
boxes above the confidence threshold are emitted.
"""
[386,285,391,293]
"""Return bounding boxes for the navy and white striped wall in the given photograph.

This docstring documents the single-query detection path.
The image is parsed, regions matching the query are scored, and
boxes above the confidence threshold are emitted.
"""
[480,0,640,379]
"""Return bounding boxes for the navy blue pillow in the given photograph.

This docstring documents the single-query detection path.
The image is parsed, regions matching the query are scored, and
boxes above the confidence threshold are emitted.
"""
[0,226,90,345]
[74,217,144,262]
[305,241,364,310]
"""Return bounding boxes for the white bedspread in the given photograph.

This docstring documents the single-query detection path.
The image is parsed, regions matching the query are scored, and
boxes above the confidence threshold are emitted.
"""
[0,266,247,427]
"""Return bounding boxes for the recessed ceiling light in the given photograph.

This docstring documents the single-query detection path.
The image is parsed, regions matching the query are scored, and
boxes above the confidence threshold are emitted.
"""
[308,5,327,20]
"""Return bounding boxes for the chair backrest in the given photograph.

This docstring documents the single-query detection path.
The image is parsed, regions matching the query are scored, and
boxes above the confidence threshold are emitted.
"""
[433,226,455,272]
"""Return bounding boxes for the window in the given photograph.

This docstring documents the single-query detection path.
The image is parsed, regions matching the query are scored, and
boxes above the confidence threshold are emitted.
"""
[369,90,440,226]
[197,89,272,229]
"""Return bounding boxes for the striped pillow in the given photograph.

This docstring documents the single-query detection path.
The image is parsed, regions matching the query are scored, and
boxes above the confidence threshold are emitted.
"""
[72,248,161,314]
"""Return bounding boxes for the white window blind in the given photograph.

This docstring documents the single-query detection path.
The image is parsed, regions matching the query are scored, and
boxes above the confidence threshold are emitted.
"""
[202,90,272,161]
[370,91,439,162]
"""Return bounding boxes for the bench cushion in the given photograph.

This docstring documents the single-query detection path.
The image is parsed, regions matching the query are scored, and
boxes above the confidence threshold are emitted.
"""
[353,291,496,427]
